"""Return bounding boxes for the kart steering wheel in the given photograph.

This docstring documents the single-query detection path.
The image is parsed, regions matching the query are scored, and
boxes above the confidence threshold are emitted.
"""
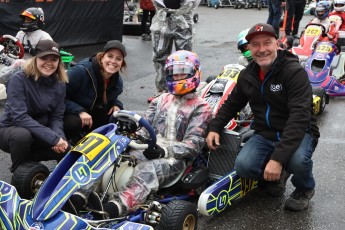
[0,35,24,59]
[112,110,156,150]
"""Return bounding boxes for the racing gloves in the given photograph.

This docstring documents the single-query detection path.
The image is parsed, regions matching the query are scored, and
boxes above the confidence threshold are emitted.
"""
[143,144,165,160]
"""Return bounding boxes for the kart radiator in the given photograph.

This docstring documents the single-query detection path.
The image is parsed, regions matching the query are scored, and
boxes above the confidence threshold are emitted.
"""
[207,129,242,180]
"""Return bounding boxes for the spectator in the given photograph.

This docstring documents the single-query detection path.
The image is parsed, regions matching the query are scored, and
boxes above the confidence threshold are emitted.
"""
[206,23,320,211]
[285,0,307,37]
[63,40,126,144]
[267,0,283,37]
[140,0,156,41]
[0,40,69,173]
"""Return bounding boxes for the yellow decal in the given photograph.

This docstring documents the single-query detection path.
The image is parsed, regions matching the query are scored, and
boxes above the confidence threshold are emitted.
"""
[219,68,240,82]
[305,26,322,36]
[316,44,332,53]
[71,133,110,161]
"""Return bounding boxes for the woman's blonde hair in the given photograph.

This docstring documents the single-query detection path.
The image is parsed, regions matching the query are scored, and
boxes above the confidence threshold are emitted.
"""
[95,51,127,76]
[24,56,69,83]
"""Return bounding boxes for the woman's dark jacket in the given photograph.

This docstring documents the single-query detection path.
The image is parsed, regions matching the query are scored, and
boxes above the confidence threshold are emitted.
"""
[208,49,320,165]
[0,71,66,146]
[65,56,124,115]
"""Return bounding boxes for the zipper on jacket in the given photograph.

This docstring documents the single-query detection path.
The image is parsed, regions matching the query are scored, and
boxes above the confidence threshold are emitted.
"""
[260,68,274,129]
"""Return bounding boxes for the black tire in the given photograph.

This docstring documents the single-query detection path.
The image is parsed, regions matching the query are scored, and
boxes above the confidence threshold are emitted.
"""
[313,87,327,114]
[310,8,315,16]
[215,4,219,9]
[193,14,199,23]
[158,200,197,230]
[11,162,49,199]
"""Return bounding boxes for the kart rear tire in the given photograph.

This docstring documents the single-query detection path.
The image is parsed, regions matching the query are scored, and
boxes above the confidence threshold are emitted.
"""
[313,87,327,114]
[158,200,198,230]
[11,162,49,199]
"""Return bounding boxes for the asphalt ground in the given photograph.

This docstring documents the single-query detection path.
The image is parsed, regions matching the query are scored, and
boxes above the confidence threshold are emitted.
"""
[1,5,345,230]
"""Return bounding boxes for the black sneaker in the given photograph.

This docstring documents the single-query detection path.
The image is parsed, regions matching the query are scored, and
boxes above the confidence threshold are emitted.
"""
[266,170,290,197]
[87,191,107,220]
[285,188,315,211]
[103,200,122,219]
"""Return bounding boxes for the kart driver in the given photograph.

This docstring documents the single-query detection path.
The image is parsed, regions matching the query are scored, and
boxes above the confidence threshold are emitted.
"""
[65,50,212,219]
[206,23,320,212]
[300,1,337,47]
[237,28,253,67]
[15,7,53,59]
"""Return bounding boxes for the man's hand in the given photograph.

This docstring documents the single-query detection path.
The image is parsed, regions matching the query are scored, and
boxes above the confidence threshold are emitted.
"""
[143,145,165,160]
[264,159,283,181]
[206,131,220,151]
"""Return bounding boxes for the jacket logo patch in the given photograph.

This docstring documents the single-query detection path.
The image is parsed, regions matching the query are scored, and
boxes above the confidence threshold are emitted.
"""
[270,84,282,92]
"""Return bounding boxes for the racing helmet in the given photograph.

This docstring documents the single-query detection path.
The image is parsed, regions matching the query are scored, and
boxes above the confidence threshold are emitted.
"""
[334,0,345,12]
[165,50,201,96]
[315,1,331,20]
[19,7,45,32]
[237,28,252,61]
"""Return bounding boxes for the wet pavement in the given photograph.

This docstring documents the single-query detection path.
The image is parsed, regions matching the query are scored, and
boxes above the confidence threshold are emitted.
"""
[1,5,345,230]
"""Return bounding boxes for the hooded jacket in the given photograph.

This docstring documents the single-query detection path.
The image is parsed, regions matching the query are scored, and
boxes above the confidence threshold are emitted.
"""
[208,49,320,165]
[65,55,124,115]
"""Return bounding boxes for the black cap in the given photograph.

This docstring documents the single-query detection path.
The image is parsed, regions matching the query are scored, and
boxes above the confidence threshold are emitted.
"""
[245,23,278,43]
[35,39,60,57]
[103,40,127,57]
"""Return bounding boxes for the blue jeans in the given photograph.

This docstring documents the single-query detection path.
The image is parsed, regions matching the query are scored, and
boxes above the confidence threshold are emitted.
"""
[234,133,316,192]
[267,0,282,37]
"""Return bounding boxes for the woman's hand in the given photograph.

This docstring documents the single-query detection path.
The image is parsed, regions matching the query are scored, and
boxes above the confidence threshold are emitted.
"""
[108,106,120,115]
[79,111,93,128]
[52,138,69,154]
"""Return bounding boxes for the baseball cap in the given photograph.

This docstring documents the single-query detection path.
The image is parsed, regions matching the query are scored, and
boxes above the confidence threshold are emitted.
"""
[103,40,127,57]
[245,23,278,42]
[35,39,60,57]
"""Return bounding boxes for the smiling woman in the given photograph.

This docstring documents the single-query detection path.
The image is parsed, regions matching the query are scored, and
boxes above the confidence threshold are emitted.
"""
[63,40,127,144]
[0,39,70,175]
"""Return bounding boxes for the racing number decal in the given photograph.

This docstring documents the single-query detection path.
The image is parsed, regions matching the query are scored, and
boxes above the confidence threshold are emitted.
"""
[316,44,332,53]
[72,133,110,161]
[305,27,322,36]
[220,68,240,81]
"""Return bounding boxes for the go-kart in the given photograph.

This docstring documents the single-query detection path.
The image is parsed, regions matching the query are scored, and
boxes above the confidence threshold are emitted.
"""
[291,23,329,62]
[0,110,203,229]
[305,41,345,99]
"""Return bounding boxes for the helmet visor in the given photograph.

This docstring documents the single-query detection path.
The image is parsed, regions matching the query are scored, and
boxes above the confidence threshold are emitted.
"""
[165,61,195,77]
[21,11,36,20]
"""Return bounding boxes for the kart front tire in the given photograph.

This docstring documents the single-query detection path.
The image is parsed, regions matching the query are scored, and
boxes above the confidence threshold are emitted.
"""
[158,200,198,230]
[11,161,49,199]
